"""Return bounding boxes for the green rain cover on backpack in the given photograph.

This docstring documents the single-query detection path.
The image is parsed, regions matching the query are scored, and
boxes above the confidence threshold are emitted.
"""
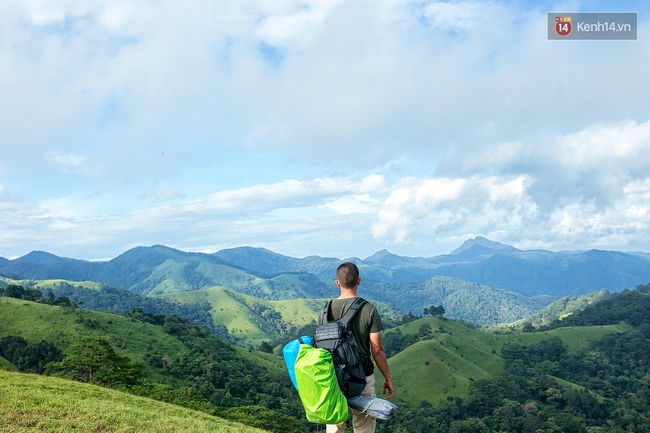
[294,343,349,424]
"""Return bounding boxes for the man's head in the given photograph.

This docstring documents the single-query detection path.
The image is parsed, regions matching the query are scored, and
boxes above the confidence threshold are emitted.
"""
[336,262,360,289]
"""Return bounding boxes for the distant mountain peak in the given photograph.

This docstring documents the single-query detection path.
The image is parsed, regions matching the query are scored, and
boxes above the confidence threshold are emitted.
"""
[364,249,396,261]
[16,251,68,264]
[450,236,518,255]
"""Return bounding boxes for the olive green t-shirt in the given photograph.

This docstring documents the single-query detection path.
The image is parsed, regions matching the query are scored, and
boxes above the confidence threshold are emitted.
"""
[317,297,383,359]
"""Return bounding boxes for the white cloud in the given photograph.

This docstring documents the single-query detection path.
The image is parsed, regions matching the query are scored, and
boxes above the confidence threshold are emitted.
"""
[137,185,187,203]
[1,1,650,260]
[370,174,532,245]
[368,119,650,249]
[558,120,650,170]
[321,194,382,215]
[3,0,649,173]
[422,0,494,32]
[184,175,385,215]
[99,3,142,34]
[486,175,528,205]
[256,0,345,49]
[45,152,86,167]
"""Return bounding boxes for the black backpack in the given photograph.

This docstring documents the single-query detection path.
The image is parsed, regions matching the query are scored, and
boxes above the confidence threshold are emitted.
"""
[313,297,371,398]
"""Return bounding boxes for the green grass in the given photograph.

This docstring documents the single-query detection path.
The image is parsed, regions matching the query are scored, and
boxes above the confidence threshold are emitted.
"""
[31,279,104,291]
[161,287,283,345]
[0,295,293,387]
[0,370,265,433]
[147,263,264,296]
[0,277,103,292]
[161,287,325,346]
[378,318,506,405]
[492,289,611,329]
[0,297,188,383]
[378,316,629,407]
[162,286,402,347]
[1,356,17,371]
[266,297,323,326]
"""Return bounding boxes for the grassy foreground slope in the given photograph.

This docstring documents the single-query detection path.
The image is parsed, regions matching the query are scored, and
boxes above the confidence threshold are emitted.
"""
[376,316,631,406]
[0,370,265,433]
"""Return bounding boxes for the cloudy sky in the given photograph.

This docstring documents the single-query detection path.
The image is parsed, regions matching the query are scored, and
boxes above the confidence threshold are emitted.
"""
[1,0,649,261]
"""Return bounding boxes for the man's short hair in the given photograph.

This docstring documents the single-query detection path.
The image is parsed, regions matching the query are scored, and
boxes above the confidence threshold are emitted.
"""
[337,262,359,288]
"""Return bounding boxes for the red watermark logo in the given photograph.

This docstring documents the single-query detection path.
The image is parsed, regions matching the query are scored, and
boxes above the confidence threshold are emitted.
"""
[555,16,572,36]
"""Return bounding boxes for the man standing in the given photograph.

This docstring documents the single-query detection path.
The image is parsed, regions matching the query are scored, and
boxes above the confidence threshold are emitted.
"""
[318,262,395,433]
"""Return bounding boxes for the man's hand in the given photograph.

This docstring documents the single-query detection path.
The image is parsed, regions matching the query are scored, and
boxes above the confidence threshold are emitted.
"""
[370,332,395,400]
[382,378,394,399]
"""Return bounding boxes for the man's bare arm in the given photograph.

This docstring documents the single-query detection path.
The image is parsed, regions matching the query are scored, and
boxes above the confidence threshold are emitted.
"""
[370,331,394,399]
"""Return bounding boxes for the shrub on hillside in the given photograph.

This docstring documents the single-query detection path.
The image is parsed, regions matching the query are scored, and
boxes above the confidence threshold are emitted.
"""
[0,336,62,374]
[221,405,307,433]
[51,336,143,387]
[129,383,218,415]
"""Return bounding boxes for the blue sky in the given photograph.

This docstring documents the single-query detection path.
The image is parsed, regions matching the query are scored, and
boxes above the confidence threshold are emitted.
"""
[1,0,650,261]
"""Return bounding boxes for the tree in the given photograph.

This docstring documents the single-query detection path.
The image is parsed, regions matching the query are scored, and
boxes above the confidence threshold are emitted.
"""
[45,291,56,305]
[522,322,535,333]
[4,284,25,299]
[0,336,62,374]
[0,336,28,362]
[423,305,446,317]
[258,341,274,353]
[15,340,63,373]
[56,337,143,387]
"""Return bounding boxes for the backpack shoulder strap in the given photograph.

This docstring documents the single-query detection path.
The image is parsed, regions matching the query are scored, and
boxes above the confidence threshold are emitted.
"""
[338,297,367,326]
[321,300,333,324]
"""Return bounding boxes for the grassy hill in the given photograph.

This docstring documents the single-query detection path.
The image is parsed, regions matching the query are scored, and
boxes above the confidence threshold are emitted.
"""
[162,286,403,346]
[0,297,187,374]
[493,288,612,330]
[0,296,286,384]
[376,316,630,406]
[0,277,104,292]
[1,279,636,421]
[0,370,265,433]
[0,296,311,431]
[163,286,276,344]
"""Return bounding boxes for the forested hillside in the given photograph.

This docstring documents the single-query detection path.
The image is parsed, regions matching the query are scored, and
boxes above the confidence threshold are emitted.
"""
[0,295,308,432]
[0,273,547,331]
[365,276,551,327]
[496,289,612,329]
[376,282,650,432]
[547,282,650,328]
[3,262,650,432]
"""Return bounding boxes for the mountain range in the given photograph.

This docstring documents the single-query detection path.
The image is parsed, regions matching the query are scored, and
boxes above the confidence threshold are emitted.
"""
[2,237,650,327]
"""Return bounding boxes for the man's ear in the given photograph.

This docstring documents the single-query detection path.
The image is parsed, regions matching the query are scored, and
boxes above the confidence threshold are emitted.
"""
[335,280,342,288]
